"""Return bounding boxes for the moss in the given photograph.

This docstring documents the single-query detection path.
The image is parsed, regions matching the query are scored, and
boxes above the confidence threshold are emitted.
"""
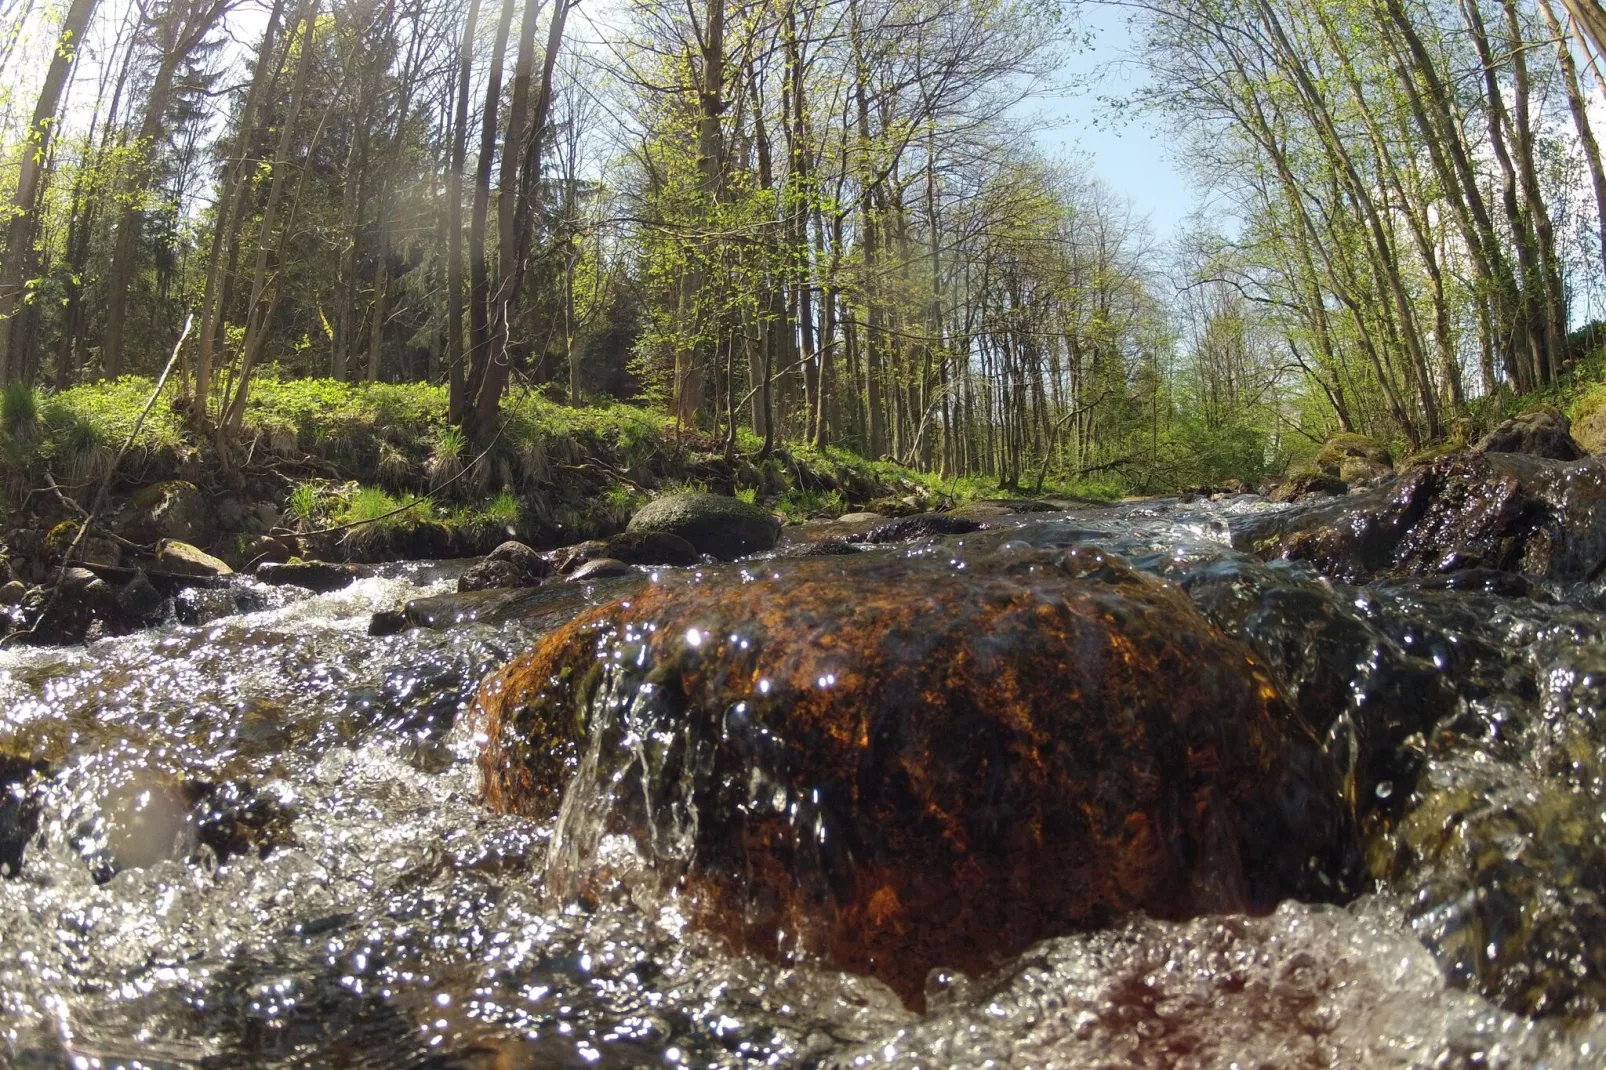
[1316,433,1392,472]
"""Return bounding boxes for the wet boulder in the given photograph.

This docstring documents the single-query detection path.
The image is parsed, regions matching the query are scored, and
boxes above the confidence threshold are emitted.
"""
[600,530,700,568]
[1240,450,1606,584]
[860,512,984,543]
[565,557,633,581]
[458,558,532,593]
[553,531,700,574]
[476,548,1351,1006]
[0,755,47,878]
[256,561,369,593]
[458,541,550,592]
[115,571,168,626]
[184,779,299,865]
[115,480,211,544]
[1477,406,1583,461]
[551,539,609,574]
[626,492,781,560]
[1374,751,1606,1018]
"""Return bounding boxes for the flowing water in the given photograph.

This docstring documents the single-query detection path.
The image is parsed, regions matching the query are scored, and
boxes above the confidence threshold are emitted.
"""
[4,497,1606,1068]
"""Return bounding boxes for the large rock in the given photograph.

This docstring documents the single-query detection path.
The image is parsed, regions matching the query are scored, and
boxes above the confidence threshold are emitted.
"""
[1240,450,1606,584]
[1477,406,1583,461]
[476,548,1351,1006]
[626,493,780,560]
[155,539,233,578]
[115,480,211,544]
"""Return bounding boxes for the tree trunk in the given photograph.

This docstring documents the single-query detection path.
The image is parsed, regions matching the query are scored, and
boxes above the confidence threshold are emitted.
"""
[0,0,98,385]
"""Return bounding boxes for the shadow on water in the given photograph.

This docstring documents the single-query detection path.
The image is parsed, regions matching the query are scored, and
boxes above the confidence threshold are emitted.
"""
[3,500,1606,1067]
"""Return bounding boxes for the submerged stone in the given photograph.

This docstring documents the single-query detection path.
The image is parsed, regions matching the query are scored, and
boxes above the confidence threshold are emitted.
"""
[860,512,983,543]
[476,547,1351,1005]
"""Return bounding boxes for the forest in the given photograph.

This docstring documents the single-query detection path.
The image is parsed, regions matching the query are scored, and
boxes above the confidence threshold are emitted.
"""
[4,0,1606,498]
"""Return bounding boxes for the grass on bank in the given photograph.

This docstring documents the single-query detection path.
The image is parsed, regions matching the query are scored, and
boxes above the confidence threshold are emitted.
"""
[1,372,1127,550]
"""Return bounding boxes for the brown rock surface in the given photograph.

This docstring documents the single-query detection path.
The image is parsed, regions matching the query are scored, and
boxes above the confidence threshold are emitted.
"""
[476,548,1350,1005]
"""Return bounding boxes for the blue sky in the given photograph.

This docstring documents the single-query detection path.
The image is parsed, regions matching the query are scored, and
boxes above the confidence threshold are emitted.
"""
[1025,2,1198,240]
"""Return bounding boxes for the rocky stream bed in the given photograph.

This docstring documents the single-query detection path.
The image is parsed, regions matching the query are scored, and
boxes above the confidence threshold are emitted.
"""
[6,447,1606,1067]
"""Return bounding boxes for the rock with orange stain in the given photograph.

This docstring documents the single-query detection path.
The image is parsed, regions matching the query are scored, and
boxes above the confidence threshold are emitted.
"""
[476,545,1353,1006]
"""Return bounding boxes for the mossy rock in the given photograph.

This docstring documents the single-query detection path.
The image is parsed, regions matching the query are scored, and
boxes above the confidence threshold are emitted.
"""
[1574,406,1606,456]
[626,492,780,561]
[1315,433,1392,474]
[117,480,210,544]
[42,521,79,563]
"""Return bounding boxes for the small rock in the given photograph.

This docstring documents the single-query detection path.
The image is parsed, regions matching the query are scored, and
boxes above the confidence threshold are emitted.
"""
[458,557,535,593]
[552,540,610,574]
[566,557,633,581]
[368,609,408,637]
[59,566,99,589]
[487,540,553,578]
[836,512,887,524]
[626,493,781,560]
[0,580,25,606]
[602,530,700,568]
[255,561,368,593]
[1477,406,1583,461]
[215,497,246,531]
[243,535,292,567]
[115,572,167,625]
[155,539,234,578]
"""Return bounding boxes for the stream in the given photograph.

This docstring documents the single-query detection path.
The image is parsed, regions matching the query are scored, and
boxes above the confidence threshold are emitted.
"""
[4,493,1606,1068]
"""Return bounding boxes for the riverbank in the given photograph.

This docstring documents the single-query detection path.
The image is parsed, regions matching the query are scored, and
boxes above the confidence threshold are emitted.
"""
[0,375,1123,587]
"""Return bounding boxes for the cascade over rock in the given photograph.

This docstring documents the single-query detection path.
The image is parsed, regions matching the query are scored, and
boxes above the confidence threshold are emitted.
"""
[475,546,1352,1005]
